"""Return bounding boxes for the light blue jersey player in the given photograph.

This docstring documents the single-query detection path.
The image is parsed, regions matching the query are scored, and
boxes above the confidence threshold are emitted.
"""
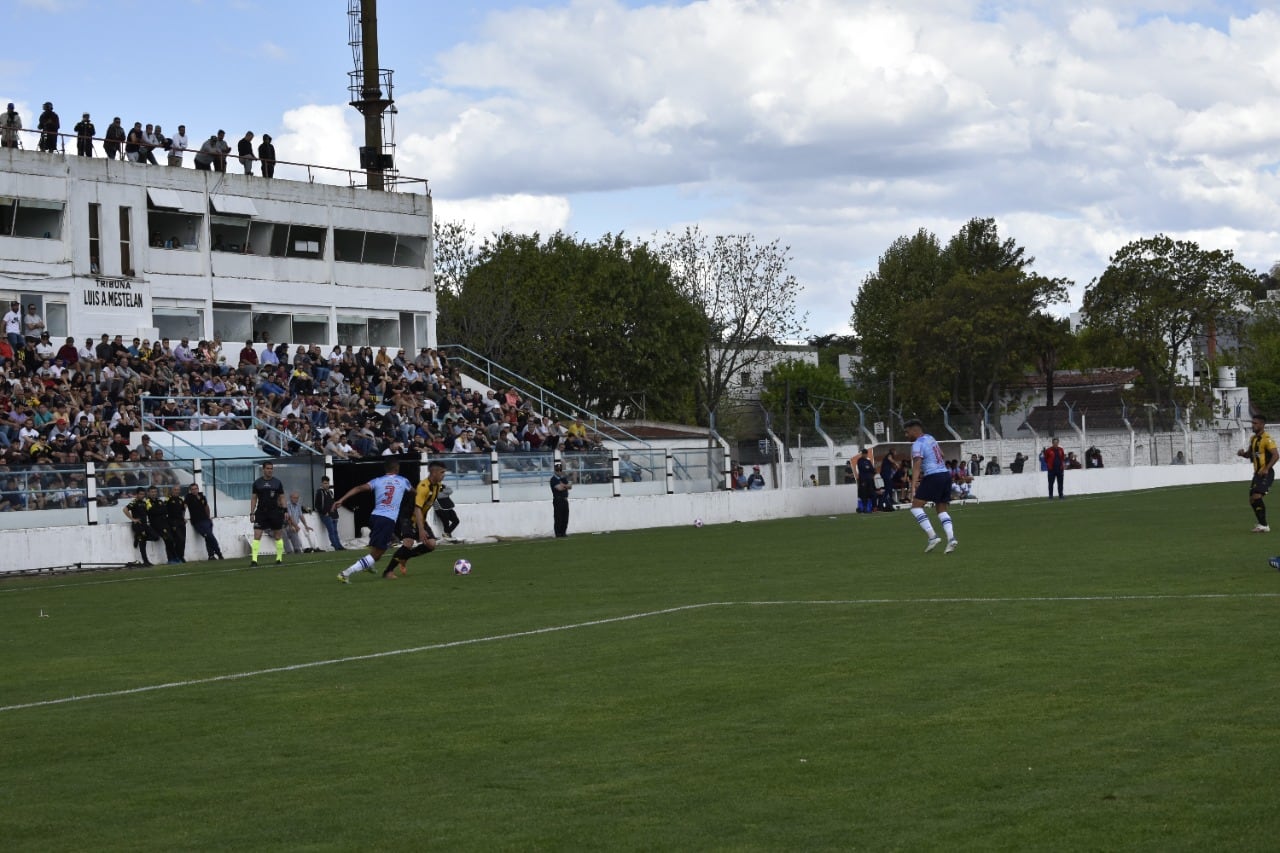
[333,460,414,583]
[903,419,959,554]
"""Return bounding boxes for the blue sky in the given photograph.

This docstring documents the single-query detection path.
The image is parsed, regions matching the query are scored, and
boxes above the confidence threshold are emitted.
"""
[5,0,1279,337]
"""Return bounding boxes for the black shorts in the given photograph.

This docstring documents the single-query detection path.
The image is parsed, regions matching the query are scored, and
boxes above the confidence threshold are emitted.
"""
[254,509,284,531]
[396,514,436,542]
[1250,471,1274,496]
[914,472,954,505]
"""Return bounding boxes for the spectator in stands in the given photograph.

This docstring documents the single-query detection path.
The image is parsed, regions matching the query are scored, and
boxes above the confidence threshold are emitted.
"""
[2,301,20,353]
[141,124,161,165]
[168,125,188,167]
[1009,452,1028,474]
[1,103,21,149]
[103,117,124,159]
[33,332,55,361]
[746,465,766,490]
[74,112,95,156]
[984,457,1001,475]
[565,416,590,451]
[37,101,59,152]
[1085,446,1104,469]
[237,131,255,174]
[258,134,276,178]
[23,304,45,343]
[194,134,219,171]
[213,129,230,172]
[1066,452,1083,470]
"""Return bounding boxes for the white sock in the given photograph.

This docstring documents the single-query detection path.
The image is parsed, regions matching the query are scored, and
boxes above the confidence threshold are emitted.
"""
[911,507,937,539]
[939,511,955,542]
[342,555,373,577]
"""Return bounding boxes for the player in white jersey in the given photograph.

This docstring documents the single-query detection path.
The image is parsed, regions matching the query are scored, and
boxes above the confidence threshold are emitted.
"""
[333,460,414,583]
[903,418,959,554]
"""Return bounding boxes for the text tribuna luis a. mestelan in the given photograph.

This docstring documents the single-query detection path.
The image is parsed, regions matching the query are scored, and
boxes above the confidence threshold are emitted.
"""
[86,279,144,308]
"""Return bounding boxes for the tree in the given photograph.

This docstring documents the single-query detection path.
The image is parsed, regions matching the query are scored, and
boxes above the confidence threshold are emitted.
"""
[658,226,808,426]
[432,219,479,297]
[852,218,1067,421]
[1083,235,1255,405]
[445,231,705,421]
[759,358,858,438]
[850,228,947,411]
[1027,312,1074,412]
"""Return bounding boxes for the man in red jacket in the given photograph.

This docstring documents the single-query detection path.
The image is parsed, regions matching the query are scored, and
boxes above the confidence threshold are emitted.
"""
[1044,437,1066,499]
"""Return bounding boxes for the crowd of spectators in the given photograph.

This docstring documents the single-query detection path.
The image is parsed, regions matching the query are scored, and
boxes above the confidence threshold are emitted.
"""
[1,100,277,175]
[0,305,605,511]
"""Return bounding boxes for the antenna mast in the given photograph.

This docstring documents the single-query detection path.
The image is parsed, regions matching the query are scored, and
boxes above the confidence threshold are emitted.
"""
[348,0,397,190]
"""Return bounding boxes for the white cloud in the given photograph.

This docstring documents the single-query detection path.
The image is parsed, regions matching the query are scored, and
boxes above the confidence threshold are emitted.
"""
[435,194,572,239]
[284,0,1280,334]
[258,41,289,62]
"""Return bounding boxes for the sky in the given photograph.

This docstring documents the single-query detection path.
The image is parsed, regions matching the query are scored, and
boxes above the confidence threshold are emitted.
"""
[5,0,1280,339]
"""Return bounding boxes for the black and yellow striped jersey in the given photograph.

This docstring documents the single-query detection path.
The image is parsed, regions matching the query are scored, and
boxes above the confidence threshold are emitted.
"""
[1249,431,1278,475]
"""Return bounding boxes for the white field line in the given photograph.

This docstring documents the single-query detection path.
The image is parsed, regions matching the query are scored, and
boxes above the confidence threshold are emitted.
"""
[3,593,1279,714]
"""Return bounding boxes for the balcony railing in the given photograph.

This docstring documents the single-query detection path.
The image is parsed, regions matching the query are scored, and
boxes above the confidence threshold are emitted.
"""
[0,126,428,194]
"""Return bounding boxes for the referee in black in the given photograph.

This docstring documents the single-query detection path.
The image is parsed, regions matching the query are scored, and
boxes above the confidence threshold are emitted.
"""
[249,461,287,565]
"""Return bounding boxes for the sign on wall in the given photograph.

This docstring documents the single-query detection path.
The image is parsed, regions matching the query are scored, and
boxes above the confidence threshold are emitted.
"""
[76,276,151,336]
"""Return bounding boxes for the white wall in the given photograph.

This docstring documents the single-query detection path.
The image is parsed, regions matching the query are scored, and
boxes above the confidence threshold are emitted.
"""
[0,462,1250,575]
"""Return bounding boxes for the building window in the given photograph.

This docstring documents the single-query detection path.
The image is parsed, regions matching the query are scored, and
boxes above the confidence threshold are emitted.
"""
[334,228,426,268]
[88,203,101,273]
[147,208,201,250]
[252,312,292,344]
[154,307,205,341]
[414,313,431,351]
[0,197,65,239]
[244,221,326,259]
[292,313,328,344]
[337,314,369,346]
[213,304,252,344]
[210,214,249,253]
[119,207,134,277]
[46,302,68,338]
[368,317,400,347]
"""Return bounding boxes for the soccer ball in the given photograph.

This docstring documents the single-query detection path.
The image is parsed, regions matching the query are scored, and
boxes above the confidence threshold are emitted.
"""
[453,558,472,575]
[693,518,704,528]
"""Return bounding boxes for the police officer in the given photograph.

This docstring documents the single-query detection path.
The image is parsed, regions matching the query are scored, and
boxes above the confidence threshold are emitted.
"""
[550,461,572,538]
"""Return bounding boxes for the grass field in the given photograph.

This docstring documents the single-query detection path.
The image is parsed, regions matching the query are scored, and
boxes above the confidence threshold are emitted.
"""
[2,482,1279,851]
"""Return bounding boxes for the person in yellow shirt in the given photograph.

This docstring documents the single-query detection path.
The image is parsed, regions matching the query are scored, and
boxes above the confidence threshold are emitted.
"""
[1239,414,1278,533]
[382,460,448,577]
[565,416,589,451]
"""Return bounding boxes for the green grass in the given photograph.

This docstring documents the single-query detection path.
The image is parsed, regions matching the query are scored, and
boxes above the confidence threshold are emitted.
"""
[2,482,1279,851]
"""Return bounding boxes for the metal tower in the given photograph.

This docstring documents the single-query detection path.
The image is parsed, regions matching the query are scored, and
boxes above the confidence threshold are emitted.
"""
[348,0,397,190]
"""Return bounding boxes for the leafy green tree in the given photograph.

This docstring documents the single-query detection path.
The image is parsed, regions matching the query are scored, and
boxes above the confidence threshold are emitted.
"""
[759,358,857,437]
[850,228,947,410]
[432,219,479,297]
[942,216,1032,276]
[852,218,1067,421]
[659,226,808,426]
[1083,235,1255,405]
[1236,306,1280,419]
[445,231,705,421]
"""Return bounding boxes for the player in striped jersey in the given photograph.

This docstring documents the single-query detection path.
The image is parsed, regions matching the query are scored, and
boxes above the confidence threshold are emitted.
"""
[381,460,448,577]
[1239,414,1278,533]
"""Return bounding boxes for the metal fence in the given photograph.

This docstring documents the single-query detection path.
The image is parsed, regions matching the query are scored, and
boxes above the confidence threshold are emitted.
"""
[0,442,734,532]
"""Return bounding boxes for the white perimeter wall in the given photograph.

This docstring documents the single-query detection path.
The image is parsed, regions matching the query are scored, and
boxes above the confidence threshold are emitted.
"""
[0,463,1249,574]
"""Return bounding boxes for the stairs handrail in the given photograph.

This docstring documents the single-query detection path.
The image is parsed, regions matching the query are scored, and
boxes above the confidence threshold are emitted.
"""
[439,344,652,448]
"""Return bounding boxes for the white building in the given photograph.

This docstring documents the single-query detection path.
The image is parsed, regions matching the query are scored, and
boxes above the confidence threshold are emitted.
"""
[1,148,434,349]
